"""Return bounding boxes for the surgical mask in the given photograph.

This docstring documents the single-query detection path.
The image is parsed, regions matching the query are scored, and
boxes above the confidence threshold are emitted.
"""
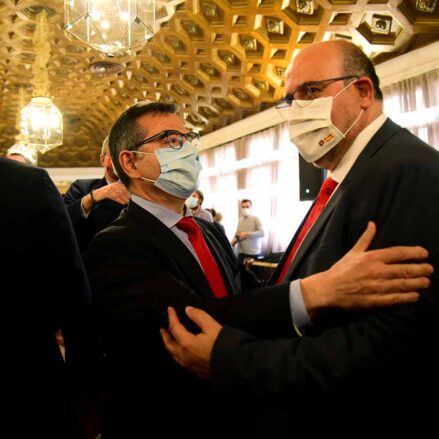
[185,196,198,209]
[279,81,363,163]
[242,208,251,217]
[135,140,203,199]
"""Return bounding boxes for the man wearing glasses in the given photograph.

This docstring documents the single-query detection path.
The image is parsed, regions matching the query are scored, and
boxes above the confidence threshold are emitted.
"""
[85,101,432,438]
[161,41,439,436]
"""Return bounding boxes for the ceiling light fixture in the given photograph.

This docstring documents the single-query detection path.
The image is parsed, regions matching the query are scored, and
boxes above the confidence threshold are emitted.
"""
[21,10,63,153]
[64,0,157,57]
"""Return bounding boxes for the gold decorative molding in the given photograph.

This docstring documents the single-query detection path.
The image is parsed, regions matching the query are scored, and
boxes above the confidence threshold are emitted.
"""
[0,0,438,167]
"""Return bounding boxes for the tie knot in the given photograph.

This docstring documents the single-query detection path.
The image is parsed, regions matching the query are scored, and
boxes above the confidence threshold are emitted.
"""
[319,177,338,198]
[177,216,199,235]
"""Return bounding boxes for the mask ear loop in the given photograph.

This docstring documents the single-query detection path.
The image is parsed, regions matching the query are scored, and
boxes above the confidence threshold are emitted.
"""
[333,78,364,136]
[333,78,359,99]
[344,108,364,135]
[132,150,158,183]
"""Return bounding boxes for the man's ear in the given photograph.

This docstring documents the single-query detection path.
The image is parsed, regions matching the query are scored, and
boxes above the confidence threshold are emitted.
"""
[354,77,374,109]
[119,151,140,179]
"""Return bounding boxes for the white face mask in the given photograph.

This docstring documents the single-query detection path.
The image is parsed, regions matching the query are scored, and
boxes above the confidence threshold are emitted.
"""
[185,196,198,209]
[279,80,363,163]
[242,207,251,217]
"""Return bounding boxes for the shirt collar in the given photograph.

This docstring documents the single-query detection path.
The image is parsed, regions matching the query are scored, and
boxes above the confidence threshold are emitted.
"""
[330,114,387,184]
[131,194,191,229]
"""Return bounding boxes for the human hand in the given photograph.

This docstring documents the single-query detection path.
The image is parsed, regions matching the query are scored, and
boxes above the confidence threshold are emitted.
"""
[160,306,222,378]
[301,221,433,320]
[237,232,249,240]
[94,181,130,205]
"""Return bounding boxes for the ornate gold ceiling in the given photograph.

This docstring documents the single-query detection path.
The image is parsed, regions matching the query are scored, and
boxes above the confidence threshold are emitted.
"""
[0,0,438,167]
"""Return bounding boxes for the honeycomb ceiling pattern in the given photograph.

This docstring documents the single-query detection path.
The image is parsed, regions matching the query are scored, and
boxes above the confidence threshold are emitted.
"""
[0,0,438,167]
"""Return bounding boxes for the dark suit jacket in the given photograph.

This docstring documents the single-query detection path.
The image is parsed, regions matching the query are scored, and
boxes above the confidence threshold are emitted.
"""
[85,200,293,438]
[63,178,126,252]
[0,158,101,438]
[211,119,439,435]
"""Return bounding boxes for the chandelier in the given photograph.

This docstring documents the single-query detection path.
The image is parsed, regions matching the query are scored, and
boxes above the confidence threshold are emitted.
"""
[11,88,38,165]
[64,1,156,56]
[21,11,63,153]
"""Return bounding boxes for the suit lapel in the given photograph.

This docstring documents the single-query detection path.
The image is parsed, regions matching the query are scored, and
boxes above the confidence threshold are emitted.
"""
[197,220,238,296]
[126,202,214,297]
[283,185,345,280]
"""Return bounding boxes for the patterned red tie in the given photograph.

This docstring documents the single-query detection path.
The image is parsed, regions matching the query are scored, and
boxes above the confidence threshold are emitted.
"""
[276,177,338,284]
[177,217,228,298]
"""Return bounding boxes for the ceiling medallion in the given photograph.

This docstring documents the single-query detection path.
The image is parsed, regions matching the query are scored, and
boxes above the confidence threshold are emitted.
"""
[416,0,438,13]
[90,61,124,75]
[220,52,236,64]
[241,36,257,50]
[296,0,314,15]
[202,2,219,18]
[371,14,392,35]
[266,17,284,35]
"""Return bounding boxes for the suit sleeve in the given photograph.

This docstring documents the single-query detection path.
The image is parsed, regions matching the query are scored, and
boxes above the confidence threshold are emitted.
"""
[86,228,294,340]
[40,172,101,387]
[63,180,87,225]
[210,142,439,400]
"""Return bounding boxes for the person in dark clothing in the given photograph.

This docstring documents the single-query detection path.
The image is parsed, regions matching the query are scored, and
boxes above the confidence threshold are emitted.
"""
[63,136,130,252]
[0,157,101,438]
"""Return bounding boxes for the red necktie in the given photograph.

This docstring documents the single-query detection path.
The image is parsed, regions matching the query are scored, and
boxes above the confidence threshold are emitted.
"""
[276,177,338,284]
[177,217,228,298]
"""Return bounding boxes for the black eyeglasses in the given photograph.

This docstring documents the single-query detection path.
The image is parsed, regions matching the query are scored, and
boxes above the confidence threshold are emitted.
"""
[133,130,200,150]
[276,75,360,109]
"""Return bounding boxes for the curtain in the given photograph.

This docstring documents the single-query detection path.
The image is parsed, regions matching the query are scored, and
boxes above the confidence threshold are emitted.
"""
[383,69,439,149]
[199,123,312,254]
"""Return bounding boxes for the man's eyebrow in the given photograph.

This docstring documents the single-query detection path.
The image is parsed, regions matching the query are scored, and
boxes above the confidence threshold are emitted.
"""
[298,80,321,88]
[287,80,320,96]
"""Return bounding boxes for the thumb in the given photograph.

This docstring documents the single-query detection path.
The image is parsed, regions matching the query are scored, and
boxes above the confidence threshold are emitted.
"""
[349,221,376,253]
[185,306,220,332]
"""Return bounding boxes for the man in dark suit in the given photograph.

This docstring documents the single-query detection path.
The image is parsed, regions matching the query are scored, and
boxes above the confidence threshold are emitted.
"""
[0,157,101,438]
[63,137,130,251]
[86,101,432,438]
[161,41,439,435]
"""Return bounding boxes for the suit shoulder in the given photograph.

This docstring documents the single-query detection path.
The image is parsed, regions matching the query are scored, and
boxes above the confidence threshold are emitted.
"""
[71,178,105,190]
[89,211,139,248]
[0,160,52,192]
[195,217,223,235]
[382,128,439,163]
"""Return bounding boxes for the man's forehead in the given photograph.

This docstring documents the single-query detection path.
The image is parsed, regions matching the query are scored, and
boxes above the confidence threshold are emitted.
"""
[286,47,343,87]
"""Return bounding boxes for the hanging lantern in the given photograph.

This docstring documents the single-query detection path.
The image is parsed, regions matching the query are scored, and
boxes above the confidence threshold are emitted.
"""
[21,11,63,153]
[64,0,156,56]
[21,97,63,153]
[10,87,39,165]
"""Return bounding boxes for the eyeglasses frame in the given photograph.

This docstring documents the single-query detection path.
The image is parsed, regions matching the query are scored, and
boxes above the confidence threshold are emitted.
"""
[132,129,200,150]
[276,75,360,109]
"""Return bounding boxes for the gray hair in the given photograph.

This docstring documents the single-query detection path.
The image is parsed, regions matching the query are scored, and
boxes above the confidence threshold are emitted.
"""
[101,135,109,156]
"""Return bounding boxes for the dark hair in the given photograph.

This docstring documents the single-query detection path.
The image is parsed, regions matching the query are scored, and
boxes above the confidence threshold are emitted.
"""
[241,199,252,206]
[109,101,177,186]
[206,207,216,217]
[194,189,204,204]
[339,41,383,101]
